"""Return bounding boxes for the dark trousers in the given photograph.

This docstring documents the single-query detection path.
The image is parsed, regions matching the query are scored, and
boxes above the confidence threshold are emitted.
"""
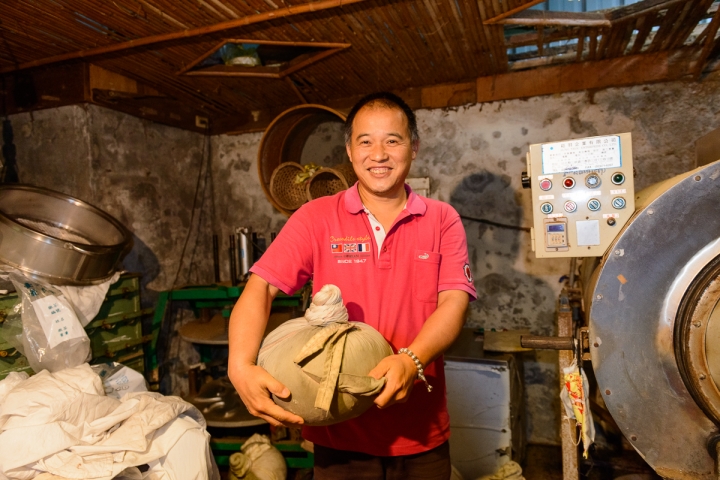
[313,441,451,480]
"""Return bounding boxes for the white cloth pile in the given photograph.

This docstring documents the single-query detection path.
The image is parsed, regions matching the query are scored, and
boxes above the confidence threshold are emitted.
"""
[0,364,219,480]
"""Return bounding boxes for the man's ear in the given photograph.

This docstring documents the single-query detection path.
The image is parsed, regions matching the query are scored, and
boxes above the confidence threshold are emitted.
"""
[412,140,420,157]
[346,143,353,162]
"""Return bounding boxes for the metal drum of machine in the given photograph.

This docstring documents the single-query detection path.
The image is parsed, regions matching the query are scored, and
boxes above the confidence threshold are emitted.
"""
[0,184,133,285]
[586,159,720,478]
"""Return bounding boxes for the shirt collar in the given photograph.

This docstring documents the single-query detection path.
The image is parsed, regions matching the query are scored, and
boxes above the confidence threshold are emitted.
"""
[344,183,427,216]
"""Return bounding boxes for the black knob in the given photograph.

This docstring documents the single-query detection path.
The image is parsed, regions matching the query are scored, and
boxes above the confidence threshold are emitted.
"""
[521,172,531,189]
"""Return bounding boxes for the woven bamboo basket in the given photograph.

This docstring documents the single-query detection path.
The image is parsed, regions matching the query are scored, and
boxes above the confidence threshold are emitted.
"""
[334,163,358,187]
[305,168,348,201]
[257,104,347,216]
[269,162,308,211]
[305,163,357,201]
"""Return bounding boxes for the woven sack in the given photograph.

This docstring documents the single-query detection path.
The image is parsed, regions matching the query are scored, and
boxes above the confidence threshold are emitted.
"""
[257,284,392,426]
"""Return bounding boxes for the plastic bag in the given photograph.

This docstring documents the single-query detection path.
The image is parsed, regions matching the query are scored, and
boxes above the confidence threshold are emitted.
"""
[91,362,148,399]
[257,284,392,426]
[8,272,91,373]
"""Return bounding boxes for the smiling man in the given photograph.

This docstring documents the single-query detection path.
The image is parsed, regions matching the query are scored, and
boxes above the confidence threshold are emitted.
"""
[228,92,477,480]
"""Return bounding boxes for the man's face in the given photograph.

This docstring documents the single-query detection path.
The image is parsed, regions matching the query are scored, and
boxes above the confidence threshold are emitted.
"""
[346,105,417,200]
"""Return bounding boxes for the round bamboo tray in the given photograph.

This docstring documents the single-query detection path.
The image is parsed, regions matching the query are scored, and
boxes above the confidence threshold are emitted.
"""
[305,163,357,201]
[258,104,347,216]
[269,162,307,211]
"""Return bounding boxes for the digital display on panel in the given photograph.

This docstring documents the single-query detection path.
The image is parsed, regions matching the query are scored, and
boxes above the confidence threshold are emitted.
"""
[547,224,565,232]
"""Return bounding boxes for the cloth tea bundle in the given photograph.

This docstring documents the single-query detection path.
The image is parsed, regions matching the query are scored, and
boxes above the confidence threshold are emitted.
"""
[257,284,392,425]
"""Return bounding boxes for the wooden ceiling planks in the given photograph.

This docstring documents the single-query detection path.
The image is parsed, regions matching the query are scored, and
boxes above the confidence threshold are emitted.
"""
[1,0,718,132]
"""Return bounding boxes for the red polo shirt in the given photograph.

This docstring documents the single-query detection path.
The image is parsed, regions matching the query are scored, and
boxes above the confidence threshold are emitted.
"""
[250,184,476,456]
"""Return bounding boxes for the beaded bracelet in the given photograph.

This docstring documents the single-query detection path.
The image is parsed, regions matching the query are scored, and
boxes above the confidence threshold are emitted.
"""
[398,348,433,392]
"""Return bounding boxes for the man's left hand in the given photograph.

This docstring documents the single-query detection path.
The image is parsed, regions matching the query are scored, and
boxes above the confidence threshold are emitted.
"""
[368,353,418,408]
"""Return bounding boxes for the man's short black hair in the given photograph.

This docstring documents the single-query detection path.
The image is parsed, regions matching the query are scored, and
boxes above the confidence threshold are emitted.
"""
[344,92,419,146]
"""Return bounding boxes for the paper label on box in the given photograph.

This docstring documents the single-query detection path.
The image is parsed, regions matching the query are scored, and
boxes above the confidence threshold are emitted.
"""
[31,295,84,348]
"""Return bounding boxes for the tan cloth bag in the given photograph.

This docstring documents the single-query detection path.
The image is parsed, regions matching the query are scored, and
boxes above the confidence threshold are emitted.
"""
[257,285,392,426]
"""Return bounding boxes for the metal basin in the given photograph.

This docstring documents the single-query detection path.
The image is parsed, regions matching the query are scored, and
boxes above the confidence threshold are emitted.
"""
[0,184,133,285]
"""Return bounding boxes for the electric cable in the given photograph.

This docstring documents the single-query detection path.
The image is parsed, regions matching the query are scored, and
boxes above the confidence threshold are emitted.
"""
[459,214,531,232]
[171,124,210,289]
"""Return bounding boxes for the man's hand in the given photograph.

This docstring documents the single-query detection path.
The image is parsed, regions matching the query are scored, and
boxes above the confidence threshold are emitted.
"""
[368,353,418,409]
[229,363,305,427]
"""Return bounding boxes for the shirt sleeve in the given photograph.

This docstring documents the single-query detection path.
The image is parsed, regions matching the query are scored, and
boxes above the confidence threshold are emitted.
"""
[437,205,477,301]
[249,205,314,295]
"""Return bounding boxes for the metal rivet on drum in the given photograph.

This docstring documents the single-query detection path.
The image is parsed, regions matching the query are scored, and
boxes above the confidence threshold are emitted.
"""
[605,389,611,395]
[647,209,654,215]
[695,175,702,181]
[596,294,603,300]
[694,321,702,328]
[593,342,599,348]
[631,435,638,442]
[700,374,707,380]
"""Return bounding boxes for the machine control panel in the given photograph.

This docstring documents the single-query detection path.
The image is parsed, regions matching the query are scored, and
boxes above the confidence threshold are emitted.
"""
[525,133,635,258]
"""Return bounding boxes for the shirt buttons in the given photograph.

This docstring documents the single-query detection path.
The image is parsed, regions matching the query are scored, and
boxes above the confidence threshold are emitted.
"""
[382,247,387,252]
[375,226,380,231]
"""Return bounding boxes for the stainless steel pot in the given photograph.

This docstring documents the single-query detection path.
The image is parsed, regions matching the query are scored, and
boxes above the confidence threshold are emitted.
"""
[0,184,133,285]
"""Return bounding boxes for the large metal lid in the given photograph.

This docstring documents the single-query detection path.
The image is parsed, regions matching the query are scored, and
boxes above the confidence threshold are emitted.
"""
[0,184,133,285]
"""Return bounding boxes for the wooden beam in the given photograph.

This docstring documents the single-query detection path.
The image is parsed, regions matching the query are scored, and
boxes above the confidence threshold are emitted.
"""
[694,4,720,78]
[483,0,546,25]
[420,82,476,109]
[0,0,367,75]
[606,0,688,22]
[493,11,611,27]
[0,64,87,116]
[477,47,699,103]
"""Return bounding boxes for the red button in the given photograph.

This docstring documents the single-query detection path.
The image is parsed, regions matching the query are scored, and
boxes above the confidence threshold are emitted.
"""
[539,178,552,191]
[375,226,380,231]
[383,247,387,252]
[563,177,575,189]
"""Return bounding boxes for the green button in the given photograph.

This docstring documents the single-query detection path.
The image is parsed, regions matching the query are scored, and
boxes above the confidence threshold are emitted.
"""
[612,173,625,185]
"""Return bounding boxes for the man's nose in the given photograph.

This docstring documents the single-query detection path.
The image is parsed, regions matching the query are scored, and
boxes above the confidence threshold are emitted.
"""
[370,143,388,161]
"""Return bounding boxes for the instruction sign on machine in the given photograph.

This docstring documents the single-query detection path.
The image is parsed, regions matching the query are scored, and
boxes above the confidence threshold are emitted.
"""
[523,133,634,258]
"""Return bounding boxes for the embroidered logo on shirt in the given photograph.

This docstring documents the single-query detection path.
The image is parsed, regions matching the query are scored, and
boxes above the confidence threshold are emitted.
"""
[344,243,358,253]
[418,253,429,260]
[464,264,474,283]
[331,244,343,254]
[358,243,371,252]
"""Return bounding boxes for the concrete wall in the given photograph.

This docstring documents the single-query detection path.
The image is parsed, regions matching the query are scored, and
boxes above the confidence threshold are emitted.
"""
[7,70,720,443]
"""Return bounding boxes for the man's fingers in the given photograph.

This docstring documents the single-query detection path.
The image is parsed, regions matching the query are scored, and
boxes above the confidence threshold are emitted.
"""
[267,382,291,400]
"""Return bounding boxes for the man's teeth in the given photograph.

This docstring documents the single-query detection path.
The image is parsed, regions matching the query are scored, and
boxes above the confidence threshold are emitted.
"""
[370,168,389,173]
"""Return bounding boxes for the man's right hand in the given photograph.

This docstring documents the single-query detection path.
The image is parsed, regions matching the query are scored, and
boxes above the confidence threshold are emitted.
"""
[229,363,305,428]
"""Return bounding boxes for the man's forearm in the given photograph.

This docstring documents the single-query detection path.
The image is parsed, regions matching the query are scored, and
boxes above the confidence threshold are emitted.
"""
[228,274,279,368]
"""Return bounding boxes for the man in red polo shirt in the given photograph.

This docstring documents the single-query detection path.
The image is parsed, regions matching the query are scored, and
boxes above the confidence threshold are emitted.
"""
[228,92,476,479]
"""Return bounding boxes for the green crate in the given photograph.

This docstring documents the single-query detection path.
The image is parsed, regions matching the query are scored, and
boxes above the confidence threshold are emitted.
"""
[106,274,140,297]
[86,318,143,358]
[0,352,33,380]
[0,273,153,381]
[91,344,145,367]
[94,291,141,320]
[116,355,145,376]
[0,293,20,326]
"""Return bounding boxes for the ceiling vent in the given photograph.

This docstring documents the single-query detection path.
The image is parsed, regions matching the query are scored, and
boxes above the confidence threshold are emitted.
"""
[177,39,350,78]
